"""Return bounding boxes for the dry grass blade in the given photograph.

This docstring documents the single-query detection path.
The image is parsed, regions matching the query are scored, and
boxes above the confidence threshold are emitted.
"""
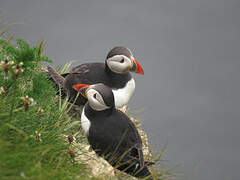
[59,61,73,73]
[0,27,8,37]
[6,33,14,41]
[0,21,23,38]
[38,38,46,57]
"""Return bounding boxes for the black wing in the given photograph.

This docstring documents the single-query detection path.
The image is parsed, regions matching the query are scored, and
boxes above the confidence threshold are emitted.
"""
[64,63,106,89]
[121,112,144,167]
[62,63,106,105]
[89,110,144,167]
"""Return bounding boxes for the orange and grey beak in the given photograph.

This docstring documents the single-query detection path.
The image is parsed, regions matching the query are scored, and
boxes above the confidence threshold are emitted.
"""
[130,56,144,75]
[72,84,91,98]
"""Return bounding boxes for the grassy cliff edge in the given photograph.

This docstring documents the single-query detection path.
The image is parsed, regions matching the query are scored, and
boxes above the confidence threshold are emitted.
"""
[0,37,175,180]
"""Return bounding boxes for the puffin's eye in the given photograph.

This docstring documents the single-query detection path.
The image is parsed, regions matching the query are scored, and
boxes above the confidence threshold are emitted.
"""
[120,58,124,63]
[93,93,97,99]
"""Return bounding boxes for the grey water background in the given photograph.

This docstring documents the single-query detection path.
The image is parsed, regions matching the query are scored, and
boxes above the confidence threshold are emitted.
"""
[1,0,240,179]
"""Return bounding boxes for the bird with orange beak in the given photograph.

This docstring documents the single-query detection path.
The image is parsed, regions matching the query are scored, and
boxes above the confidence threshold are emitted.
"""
[47,46,144,108]
[72,83,153,179]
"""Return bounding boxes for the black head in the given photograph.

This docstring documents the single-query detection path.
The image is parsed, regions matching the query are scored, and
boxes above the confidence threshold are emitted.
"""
[72,83,115,111]
[106,46,133,60]
[92,83,114,108]
[105,46,144,75]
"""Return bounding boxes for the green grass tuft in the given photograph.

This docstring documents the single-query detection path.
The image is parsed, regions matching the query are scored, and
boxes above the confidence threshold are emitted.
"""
[0,37,91,180]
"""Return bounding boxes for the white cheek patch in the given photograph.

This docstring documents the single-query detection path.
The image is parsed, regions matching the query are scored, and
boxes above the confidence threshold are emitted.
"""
[112,78,135,108]
[107,55,131,74]
[108,55,128,62]
[87,89,110,111]
[81,107,91,136]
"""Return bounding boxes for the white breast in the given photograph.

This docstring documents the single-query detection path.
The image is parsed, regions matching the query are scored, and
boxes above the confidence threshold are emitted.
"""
[81,107,91,136]
[112,78,135,108]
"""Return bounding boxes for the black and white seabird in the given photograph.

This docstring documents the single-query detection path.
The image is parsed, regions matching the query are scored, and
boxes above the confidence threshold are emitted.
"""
[47,47,144,108]
[72,83,153,179]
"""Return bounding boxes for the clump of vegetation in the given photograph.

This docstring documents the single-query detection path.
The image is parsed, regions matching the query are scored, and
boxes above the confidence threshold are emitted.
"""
[0,37,91,180]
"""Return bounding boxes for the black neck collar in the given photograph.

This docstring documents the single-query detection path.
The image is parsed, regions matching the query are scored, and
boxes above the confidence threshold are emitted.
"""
[104,63,132,84]
[84,103,114,119]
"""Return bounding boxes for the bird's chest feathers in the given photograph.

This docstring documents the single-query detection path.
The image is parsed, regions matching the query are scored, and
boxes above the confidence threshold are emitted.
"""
[81,107,91,136]
[112,78,135,108]
[81,107,112,136]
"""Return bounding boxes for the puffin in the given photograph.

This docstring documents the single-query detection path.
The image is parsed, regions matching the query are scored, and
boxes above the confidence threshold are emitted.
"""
[47,46,144,108]
[72,83,153,179]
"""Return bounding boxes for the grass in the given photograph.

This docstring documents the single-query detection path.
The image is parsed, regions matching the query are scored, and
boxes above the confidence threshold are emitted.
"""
[0,35,90,180]
[0,27,177,179]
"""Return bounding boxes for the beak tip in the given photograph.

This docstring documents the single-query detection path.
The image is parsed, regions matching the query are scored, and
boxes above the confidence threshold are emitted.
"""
[137,66,144,75]
[132,58,144,75]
